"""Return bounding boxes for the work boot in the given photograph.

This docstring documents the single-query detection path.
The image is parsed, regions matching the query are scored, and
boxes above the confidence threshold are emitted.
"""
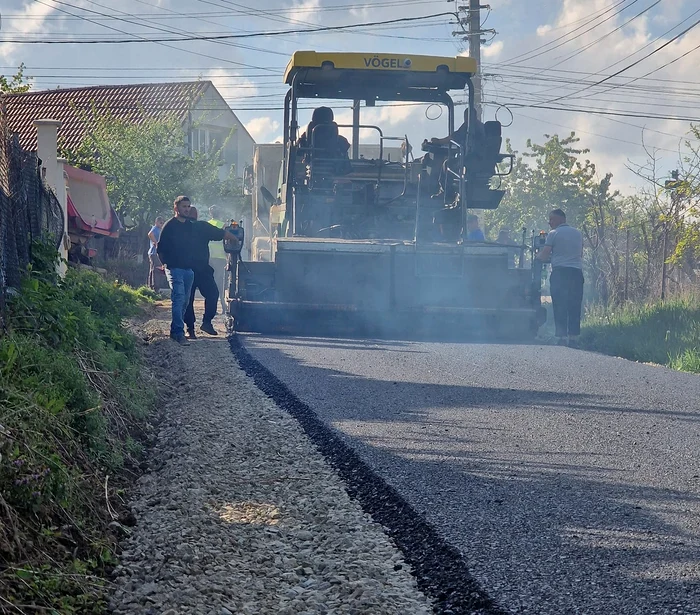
[185,328,197,340]
[170,334,190,346]
[568,335,580,349]
[200,321,218,336]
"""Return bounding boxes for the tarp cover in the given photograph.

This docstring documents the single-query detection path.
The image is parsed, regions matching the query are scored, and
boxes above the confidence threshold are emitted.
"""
[65,164,121,237]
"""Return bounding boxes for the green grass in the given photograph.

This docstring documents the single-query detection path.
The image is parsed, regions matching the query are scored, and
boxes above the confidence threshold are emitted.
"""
[0,246,157,613]
[580,296,700,373]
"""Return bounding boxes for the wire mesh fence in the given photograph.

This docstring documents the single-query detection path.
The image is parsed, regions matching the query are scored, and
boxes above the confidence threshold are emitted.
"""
[0,99,64,327]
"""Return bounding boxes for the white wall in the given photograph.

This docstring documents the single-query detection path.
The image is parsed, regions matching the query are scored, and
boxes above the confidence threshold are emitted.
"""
[188,85,255,179]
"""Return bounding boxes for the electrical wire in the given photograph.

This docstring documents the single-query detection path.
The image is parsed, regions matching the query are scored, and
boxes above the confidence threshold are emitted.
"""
[28,0,278,72]
[543,0,661,70]
[508,109,682,154]
[4,0,437,20]
[0,11,457,43]
[484,98,700,122]
[501,0,638,64]
[539,13,700,105]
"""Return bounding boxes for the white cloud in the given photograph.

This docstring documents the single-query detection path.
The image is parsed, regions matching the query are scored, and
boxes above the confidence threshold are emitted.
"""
[0,2,58,63]
[202,68,258,104]
[483,40,504,59]
[349,4,371,20]
[329,104,431,146]
[485,0,700,193]
[285,0,322,25]
[245,116,281,142]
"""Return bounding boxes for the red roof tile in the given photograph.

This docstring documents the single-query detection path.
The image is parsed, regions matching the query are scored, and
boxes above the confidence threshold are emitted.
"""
[2,81,211,152]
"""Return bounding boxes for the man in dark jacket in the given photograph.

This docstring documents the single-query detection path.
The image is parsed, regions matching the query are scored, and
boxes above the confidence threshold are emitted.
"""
[156,196,197,345]
[183,206,234,338]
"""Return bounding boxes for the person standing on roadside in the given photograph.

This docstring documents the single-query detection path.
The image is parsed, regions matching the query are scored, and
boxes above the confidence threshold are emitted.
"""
[147,216,164,289]
[207,205,228,309]
[497,227,517,268]
[537,208,584,347]
[157,196,196,346]
[183,206,236,339]
[466,214,485,242]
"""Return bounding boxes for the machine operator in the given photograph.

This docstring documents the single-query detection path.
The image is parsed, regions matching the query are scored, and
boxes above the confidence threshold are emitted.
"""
[297,106,350,161]
[425,107,486,201]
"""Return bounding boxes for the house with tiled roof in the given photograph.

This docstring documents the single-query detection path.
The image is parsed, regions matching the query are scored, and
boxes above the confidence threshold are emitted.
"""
[2,80,255,178]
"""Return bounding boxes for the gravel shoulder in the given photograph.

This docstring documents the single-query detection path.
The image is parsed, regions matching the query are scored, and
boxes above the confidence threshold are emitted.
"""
[109,306,432,615]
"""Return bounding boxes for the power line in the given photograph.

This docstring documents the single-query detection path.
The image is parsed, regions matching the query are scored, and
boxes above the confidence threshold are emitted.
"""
[79,0,291,58]
[4,0,436,19]
[485,98,700,122]
[0,11,457,44]
[543,0,661,70]
[501,0,637,65]
[29,0,278,72]
[510,110,683,154]
[540,13,700,105]
[487,71,700,105]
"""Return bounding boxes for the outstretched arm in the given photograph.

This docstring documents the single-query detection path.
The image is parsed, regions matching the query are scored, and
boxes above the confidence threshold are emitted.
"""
[537,245,552,262]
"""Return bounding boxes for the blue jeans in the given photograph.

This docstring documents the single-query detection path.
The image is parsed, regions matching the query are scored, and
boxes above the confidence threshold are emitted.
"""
[165,267,194,337]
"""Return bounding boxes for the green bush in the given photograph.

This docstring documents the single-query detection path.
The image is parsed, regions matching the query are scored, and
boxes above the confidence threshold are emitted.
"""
[0,245,157,612]
[581,296,700,373]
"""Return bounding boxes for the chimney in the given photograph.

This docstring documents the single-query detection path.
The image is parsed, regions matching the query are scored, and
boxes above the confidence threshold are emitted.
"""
[34,119,68,274]
[34,119,61,193]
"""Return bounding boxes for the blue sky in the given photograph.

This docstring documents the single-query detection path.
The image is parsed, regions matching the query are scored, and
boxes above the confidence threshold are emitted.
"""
[2,0,699,193]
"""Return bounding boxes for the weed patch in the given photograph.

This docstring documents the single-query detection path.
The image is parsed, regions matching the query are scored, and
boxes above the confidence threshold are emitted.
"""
[0,247,157,612]
[581,297,700,373]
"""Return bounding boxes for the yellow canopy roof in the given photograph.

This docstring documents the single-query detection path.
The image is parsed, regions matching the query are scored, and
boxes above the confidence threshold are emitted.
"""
[285,51,477,83]
[283,52,475,103]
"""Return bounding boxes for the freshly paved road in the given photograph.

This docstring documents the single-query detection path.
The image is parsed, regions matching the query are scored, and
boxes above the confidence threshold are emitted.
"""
[240,335,700,615]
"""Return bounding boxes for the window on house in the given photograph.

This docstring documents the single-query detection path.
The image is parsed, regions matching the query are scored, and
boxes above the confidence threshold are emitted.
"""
[209,130,227,152]
[189,128,229,157]
[189,128,207,154]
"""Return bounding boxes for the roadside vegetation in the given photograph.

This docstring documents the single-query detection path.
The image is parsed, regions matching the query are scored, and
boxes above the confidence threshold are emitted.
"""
[0,243,157,613]
[580,296,700,373]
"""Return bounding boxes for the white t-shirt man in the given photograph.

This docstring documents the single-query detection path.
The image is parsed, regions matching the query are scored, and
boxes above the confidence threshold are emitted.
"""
[545,223,583,269]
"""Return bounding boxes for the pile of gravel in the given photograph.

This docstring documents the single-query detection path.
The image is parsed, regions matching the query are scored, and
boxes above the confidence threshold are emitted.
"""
[109,315,434,614]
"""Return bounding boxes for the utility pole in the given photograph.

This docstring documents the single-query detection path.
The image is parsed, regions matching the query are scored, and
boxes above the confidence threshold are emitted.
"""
[661,221,668,301]
[624,228,630,302]
[662,170,679,301]
[451,2,494,122]
[468,0,482,121]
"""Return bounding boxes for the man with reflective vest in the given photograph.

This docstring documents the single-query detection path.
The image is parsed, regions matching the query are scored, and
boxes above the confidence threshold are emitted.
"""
[183,205,236,338]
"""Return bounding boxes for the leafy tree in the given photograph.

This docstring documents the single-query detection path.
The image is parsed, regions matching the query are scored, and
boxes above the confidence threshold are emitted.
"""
[484,132,602,237]
[669,125,700,271]
[482,129,700,305]
[61,106,247,252]
[484,132,628,304]
[0,63,32,94]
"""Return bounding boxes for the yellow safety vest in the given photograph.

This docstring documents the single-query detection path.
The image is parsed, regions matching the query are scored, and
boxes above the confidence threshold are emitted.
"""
[208,218,226,260]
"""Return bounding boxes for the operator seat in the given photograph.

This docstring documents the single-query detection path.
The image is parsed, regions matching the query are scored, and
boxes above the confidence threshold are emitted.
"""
[308,120,351,189]
[465,119,506,209]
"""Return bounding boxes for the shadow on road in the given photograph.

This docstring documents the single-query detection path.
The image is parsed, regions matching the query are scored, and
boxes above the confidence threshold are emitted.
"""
[237,334,700,614]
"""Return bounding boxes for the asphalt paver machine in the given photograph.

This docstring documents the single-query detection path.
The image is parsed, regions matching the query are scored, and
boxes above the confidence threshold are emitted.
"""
[225,51,546,338]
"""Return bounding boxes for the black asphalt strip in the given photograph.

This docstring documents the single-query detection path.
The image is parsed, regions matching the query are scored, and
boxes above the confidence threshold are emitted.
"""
[229,334,506,615]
